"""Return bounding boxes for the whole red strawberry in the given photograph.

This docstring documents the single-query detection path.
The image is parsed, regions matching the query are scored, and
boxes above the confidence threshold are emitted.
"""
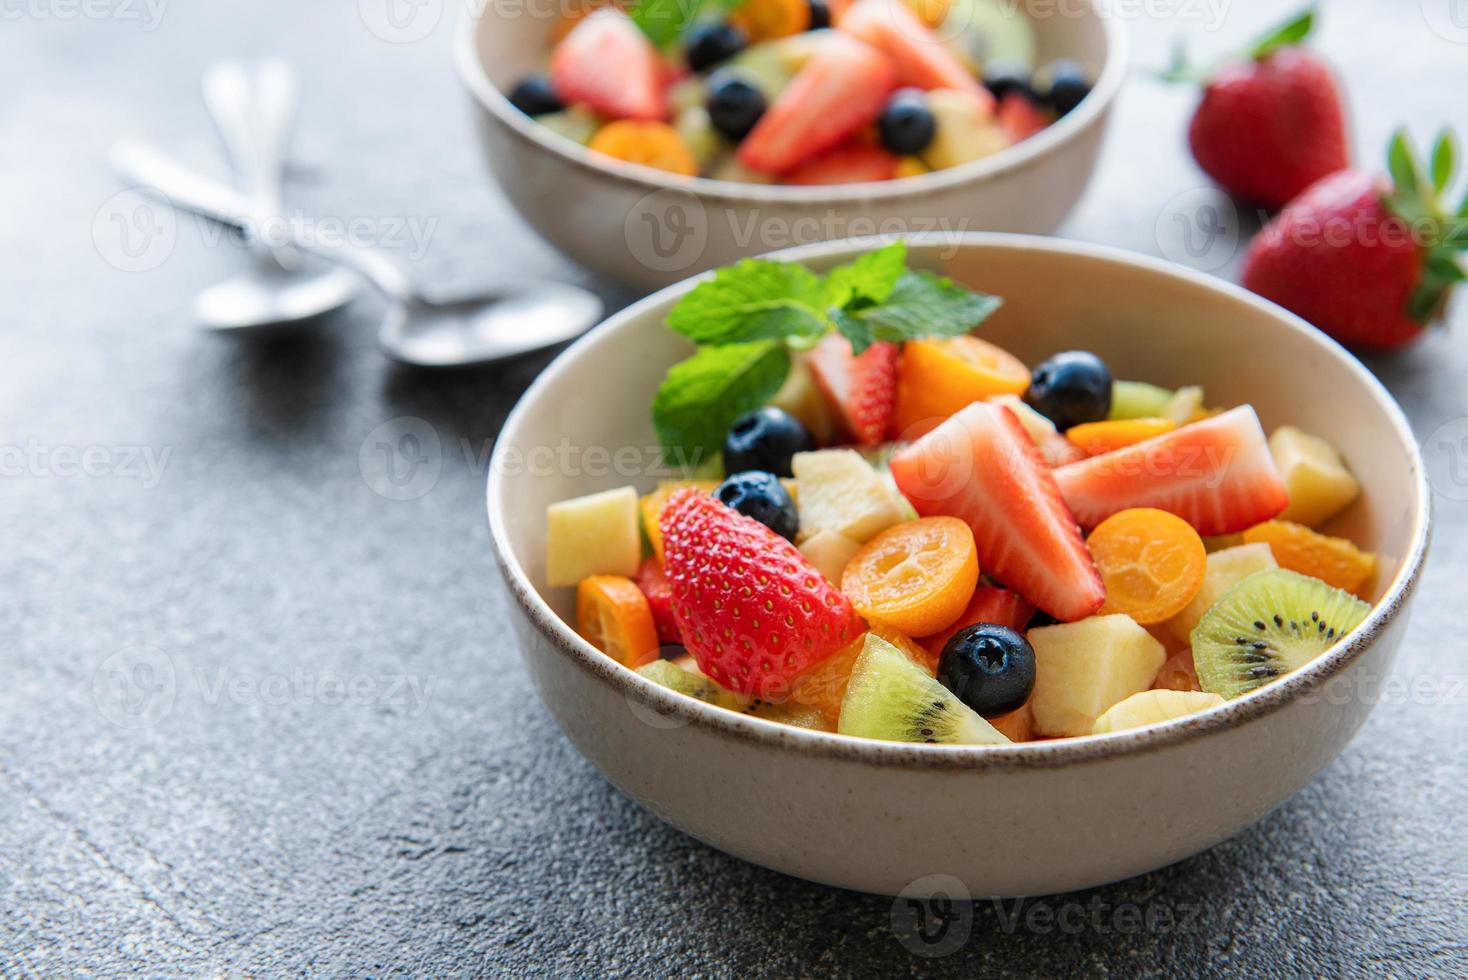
[1171,8,1348,209]
[806,334,899,446]
[1241,129,1466,350]
[660,489,864,696]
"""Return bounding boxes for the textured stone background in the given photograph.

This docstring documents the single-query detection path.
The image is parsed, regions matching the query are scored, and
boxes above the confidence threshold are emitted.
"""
[2,0,1465,975]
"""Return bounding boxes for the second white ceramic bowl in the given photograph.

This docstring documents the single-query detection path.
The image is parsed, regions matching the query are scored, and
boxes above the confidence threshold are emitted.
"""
[487,235,1429,896]
[456,2,1128,289]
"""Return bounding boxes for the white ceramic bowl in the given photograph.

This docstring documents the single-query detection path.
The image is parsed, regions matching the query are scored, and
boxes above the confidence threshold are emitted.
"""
[455,2,1128,289]
[487,235,1430,897]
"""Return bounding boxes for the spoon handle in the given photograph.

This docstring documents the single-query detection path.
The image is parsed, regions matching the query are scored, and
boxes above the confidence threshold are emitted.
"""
[110,138,413,300]
[202,59,298,269]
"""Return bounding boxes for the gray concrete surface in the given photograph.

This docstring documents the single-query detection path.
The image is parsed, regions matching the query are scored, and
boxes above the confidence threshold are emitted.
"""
[2,0,1465,975]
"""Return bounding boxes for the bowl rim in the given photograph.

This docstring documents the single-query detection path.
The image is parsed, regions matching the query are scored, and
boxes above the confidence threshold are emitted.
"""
[453,0,1130,203]
[486,233,1432,771]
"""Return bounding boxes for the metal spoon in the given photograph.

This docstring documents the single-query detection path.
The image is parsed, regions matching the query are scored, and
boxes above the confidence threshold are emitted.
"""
[194,59,360,332]
[111,139,604,366]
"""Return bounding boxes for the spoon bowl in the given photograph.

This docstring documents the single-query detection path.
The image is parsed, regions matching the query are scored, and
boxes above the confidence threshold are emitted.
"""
[195,258,361,333]
[379,283,606,367]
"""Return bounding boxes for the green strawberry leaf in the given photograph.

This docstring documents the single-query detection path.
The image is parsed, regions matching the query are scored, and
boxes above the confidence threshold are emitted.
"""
[667,259,829,345]
[1442,218,1468,249]
[652,341,791,463]
[823,240,907,310]
[1388,129,1422,198]
[1248,5,1316,60]
[1431,129,1458,196]
[1406,248,1465,323]
[831,270,1001,353]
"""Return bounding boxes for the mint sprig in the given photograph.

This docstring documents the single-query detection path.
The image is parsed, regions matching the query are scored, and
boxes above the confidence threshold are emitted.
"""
[651,341,791,469]
[630,0,743,48]
[667,259,828,345]
[652,241,1002,462]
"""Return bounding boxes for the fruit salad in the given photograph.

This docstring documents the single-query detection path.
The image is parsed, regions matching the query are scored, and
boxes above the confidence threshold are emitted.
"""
[506,0,1091,184]
[542,242,1379,744]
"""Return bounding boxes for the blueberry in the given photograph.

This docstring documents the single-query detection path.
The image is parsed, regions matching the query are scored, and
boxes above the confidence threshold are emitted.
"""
[507,76,563,117]
[685,20,747,72]
[714,471,799,541]
[806,0,831,30]
[724,407,814,478]
[1023,351,1112,431]
[706,70,767,142]
[877,92,936,155]
[982,59,1034,102]
[937,624,1036,718]
[1042,59,1090,116]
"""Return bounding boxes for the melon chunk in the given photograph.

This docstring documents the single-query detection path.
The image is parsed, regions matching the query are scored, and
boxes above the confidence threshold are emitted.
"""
[546,486,641,586]
[1092,689,1225,735]
[1270,426,1361,528]
[792,449,907,544]
[1164,542,1278,645]
[1029,615,1166,737]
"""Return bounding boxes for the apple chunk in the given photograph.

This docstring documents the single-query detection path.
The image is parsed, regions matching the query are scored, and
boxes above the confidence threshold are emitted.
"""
[1164,542,1278,645]
[1029,615,1166,737]
[545,486,641,587]
[792,449,907,544]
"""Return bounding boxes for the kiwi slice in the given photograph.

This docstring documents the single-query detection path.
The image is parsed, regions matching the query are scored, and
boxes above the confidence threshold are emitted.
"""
[1192,568,1371,699]
[636,660,749,711]
[837,635,1009,745]
[1109,380,1175,420]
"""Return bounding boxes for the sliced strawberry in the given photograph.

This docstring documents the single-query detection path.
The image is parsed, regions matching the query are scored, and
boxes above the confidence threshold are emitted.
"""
[635,557,682,646]
[805,334,899,446]
[919,585,1036,659]
[551,9,666,121]
[737,33,895,174]
[1052,405,1290,536]
[660,490,864,696]
[785,142,898,185]
[997,91,1048,143]
[890,402,1105,622]
[838,0,990,105]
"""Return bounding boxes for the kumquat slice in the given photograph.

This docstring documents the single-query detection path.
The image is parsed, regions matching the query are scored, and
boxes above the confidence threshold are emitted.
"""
[1065,417,1177,457]
[1087,507,1207,625]
[841,517,979,637]
[577,575,660,668]
[587,121,699,176]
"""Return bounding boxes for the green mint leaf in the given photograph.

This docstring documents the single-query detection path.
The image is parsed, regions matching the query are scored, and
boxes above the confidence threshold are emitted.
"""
[832,270,1001,352]
[1431,130,1457,196]
[631,0,742,48]
[1388,128,1421,198]
[667,259,829,345]
[652,341,790,462]
[823,240,907,309]
[1248,5,1315,60]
